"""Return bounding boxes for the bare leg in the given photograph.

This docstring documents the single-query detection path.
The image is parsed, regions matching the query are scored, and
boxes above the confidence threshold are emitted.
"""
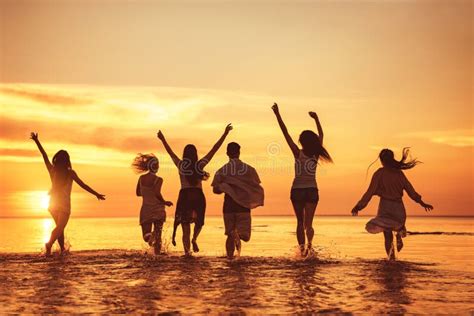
[52,213,66,252]
[303,202,317,250]
[192,224,202,253]
[141,222,154,247]
[46,212,70,255]
[226,234,235,259]
[57,233,65,252]
[292,201,305,254]
[153,221,163,255]
[171,220,180,246]
[396,232,404,252]
[181,223,191,255]
[383,230,395,260]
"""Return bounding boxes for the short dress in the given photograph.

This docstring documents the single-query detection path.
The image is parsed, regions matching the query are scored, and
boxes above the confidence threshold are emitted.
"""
[290,150,319,204]
[356,167,422,235]
[139,177,166,225]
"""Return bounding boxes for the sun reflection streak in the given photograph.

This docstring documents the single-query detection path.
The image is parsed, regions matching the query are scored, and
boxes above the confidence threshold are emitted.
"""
[42,218,53,244]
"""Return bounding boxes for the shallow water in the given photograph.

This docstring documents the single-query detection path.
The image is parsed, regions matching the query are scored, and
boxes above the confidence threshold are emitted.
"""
[0,216,473,313]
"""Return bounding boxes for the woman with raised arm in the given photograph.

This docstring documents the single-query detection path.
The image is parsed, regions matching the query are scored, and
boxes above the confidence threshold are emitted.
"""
[271,103,332,257]
[351,148,434,260]
[157,124,233,256]
[30,132,105,256]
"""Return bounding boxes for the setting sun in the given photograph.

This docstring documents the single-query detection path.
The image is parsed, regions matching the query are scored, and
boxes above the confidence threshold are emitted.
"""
[0,0,472,314]
[40,194,50,210]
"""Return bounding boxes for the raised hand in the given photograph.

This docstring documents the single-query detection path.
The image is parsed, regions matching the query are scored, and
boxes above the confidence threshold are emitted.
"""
[225,123,233,134]
[271,102,279,114]
[30,132,39,141]
[96,194,106,201]
[421,202,433,212]
[157,130,165,141]
[165,201,173,207]
[309,111,318,119]
[351,206,359,216]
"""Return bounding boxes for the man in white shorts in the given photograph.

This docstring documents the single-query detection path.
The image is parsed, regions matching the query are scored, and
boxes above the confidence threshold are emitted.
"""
[212,142,264,259]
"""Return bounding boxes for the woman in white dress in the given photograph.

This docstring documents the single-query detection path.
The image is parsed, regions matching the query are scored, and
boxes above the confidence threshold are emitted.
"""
[352,148,434,260]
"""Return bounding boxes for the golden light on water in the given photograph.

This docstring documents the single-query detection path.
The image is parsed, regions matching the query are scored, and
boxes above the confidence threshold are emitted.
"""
[42,218,53,243]
[40,194,50,210]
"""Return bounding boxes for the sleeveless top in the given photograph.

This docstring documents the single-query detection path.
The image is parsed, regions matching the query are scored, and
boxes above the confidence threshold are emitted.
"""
[291,150,317,189]
[140,177,164,206]
[139,176,166,225]
[48,169,73,214]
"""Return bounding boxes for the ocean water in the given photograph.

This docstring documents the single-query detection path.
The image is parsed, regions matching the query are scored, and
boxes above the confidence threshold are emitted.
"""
[0,216,473,313]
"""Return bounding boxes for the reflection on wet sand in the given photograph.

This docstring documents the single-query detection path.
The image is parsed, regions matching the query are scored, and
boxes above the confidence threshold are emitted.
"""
[374,261,411,313]
[0,251,473,314]
[34,260,74,313]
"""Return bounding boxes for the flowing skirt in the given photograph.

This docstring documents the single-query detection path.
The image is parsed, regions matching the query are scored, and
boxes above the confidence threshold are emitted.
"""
[365,198,406,235]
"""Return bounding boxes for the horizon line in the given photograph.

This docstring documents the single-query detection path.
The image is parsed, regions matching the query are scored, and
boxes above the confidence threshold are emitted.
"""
[1,215,473,219]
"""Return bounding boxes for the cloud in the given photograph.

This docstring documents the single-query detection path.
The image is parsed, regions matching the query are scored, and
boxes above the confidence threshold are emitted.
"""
[0,86,91,106]
[0,116,195,155]
[0,148,38,157]
[400,130,474,148]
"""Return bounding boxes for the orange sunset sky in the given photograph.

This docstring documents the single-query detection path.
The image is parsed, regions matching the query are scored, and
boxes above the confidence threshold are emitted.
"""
[0,0,472,218]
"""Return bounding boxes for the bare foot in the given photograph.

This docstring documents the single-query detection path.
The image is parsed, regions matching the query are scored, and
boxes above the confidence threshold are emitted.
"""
[235,239,242,258]
[388,244,396,261]
[144,232,154,246]
[192,239,199,253]
[153,244,161,255]
[298,244,305,257]
[45,243,52,256]
[396,234,404,252]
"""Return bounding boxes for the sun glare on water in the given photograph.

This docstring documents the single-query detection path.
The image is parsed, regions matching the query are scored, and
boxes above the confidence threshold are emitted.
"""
[40,194,50,209]
[42,218,53,243]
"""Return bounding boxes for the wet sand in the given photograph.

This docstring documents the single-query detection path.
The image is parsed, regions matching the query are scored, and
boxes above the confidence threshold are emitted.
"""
[1,250,473,314]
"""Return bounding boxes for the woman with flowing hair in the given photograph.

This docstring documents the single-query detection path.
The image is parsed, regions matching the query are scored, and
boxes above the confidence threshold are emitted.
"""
[352,148,434,260]
[157,124,233,256]
[271,103,332,256]
[30,132,105,256]
[132,153,173,255]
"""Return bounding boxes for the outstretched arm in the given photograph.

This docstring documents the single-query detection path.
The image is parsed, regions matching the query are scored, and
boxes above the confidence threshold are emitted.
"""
[271,103,299,158]
[157,130,181,166]
[153,178,173,206]
[309,111,324,145]
[201,123,233,163]
[71,171,106,200]
[30,132,53,173]
[352,170,380,215]
[403,174,434,212]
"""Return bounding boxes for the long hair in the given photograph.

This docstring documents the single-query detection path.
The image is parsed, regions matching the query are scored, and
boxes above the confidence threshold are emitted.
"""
[52,150,72,179]
[180,144,209,186]
[131,153,159,174]
[299,130,332,163]
[379,147,420,170]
